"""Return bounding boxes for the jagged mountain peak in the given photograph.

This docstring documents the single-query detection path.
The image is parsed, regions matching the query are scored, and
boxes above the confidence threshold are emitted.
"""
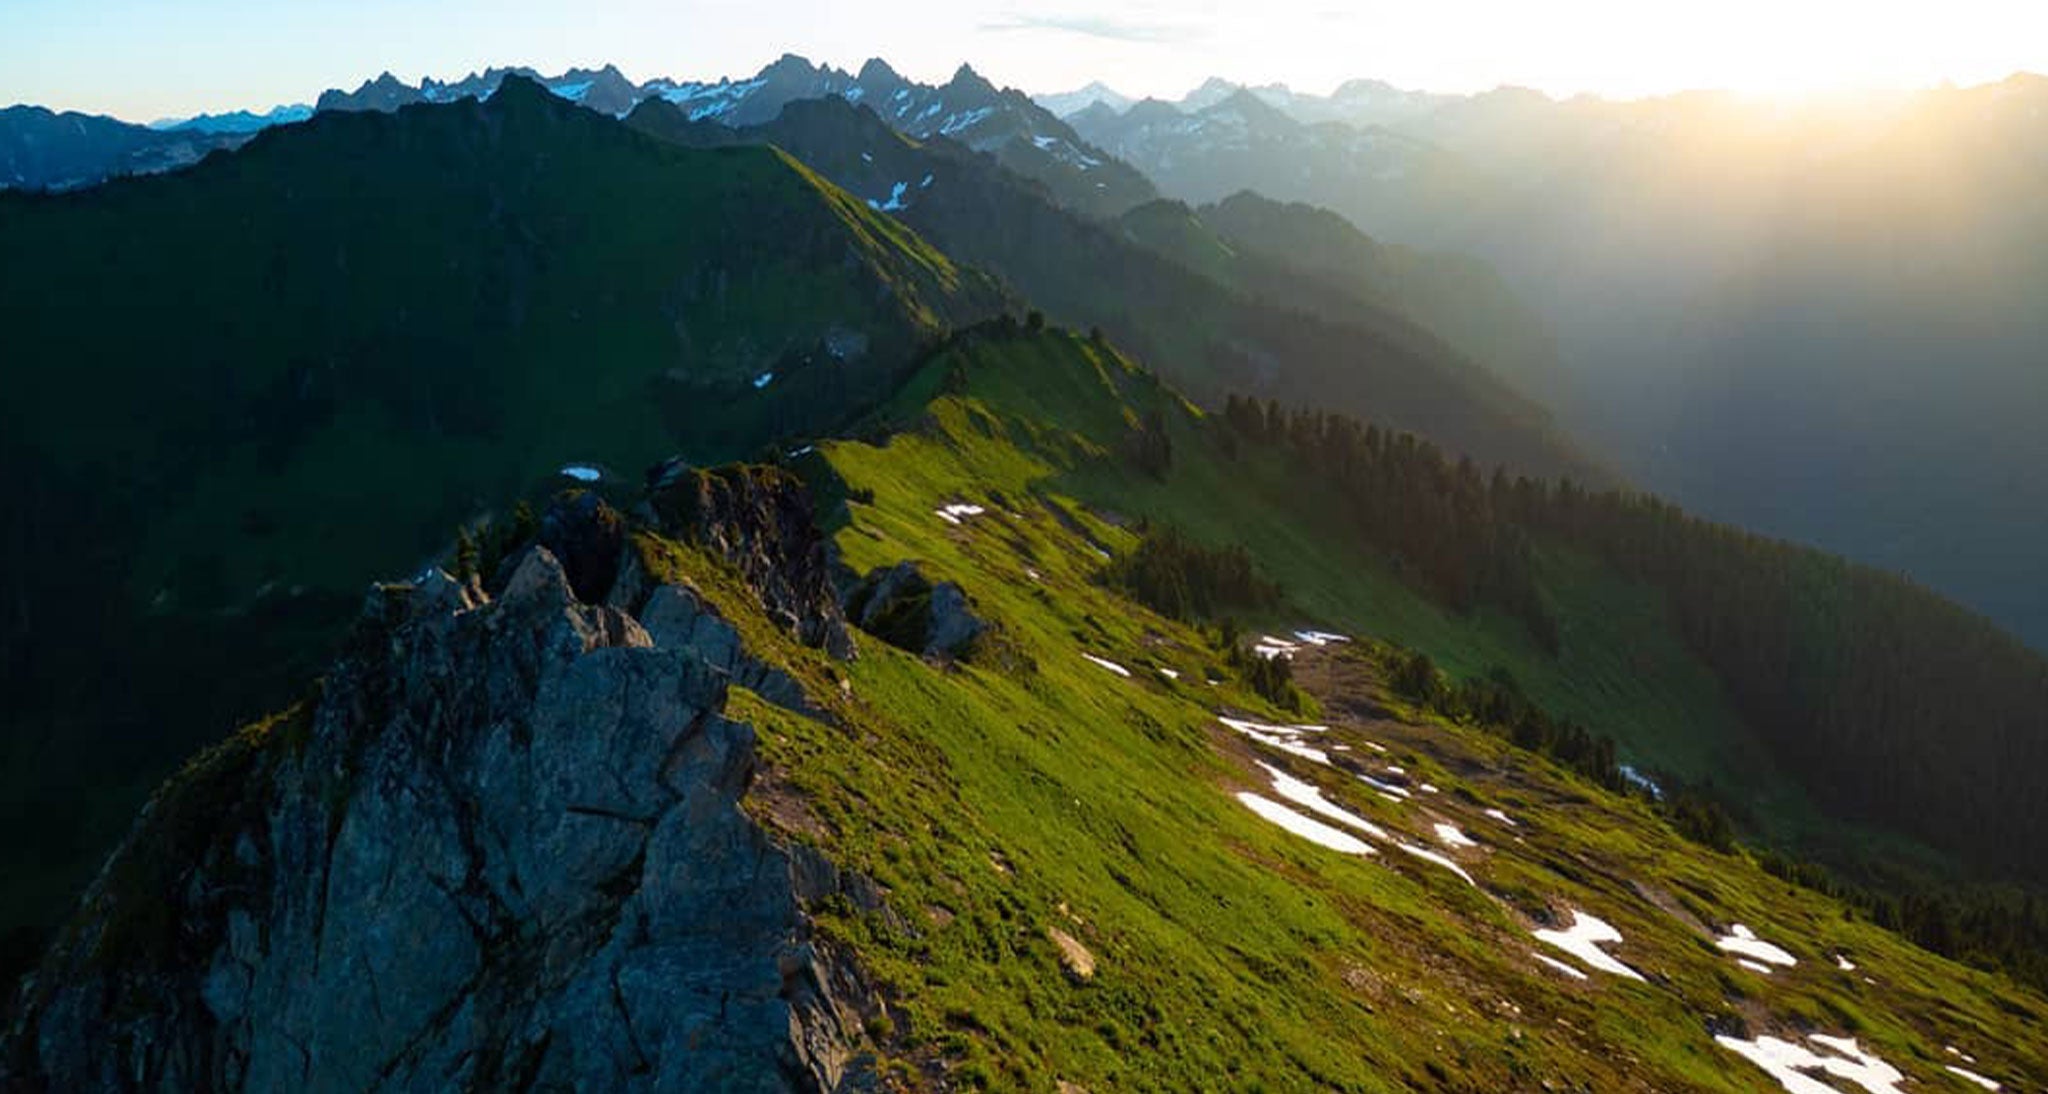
[759,52,822,79]
[945,62,997,96]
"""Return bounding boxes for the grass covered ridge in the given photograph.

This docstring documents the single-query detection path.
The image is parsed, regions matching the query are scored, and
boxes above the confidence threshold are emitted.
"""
[625,326,2045,1089]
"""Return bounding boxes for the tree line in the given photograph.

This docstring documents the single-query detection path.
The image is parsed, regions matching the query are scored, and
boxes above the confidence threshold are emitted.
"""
[1218,395,2048,881]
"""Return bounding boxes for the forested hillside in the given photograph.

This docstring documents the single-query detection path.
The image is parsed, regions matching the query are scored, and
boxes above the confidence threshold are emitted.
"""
[1216,396,2048,879]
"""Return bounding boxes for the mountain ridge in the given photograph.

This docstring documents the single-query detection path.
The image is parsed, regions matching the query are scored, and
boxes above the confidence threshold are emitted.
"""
[7,324,2044,1089]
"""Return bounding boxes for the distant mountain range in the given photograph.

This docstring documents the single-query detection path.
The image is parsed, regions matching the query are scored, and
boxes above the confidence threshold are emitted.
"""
[1053,72,2048,650]
[1037,75,1455,129]
[310,56,1156,217]
[0,105,250,191]
[149,103,313,135]
[5,56,1152,215]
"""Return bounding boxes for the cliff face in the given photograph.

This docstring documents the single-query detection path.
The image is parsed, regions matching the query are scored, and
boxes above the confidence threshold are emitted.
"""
[4,482,875,1091]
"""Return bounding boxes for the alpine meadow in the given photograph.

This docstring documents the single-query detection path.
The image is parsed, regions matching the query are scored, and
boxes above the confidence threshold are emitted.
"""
[2,5,2046,1091]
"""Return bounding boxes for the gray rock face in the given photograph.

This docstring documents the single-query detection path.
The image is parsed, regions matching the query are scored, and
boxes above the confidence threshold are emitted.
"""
[3,547,873,1091]
[645,465,857,660]
[846,562,986,661]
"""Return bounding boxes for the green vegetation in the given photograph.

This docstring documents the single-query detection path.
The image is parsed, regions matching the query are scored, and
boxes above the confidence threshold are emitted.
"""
[1215,395,2048,884]
[627,93,1594,482]
[0,76,1001,971]
[637,323,2046,1088]
[1104,526,1277,622]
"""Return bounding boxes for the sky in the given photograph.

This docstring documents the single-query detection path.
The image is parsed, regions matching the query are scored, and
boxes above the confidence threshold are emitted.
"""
[3,0,2044,121]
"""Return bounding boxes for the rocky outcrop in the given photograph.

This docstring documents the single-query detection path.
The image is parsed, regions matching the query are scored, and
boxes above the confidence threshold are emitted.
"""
[3,546,876,1091]
[645,463,856,660]
[844,562,986,661]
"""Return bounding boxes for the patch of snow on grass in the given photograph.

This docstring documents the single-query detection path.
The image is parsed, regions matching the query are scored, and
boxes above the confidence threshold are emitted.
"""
[1358,773,1410,799]
[1158,667,1181,680]
[1255,762,1389,840]
[935,502,987,525]
[1081,653,1131,678]
[1397,842,1475,886]
[1534,953,1588,980]
[1483,808,1517,826]
[920,173,934,187]
[876,180,910,211]
[1252,635,1299,660]
[1944,1065,2000,1090]
[1533,911,1643,981]
[1219,717,1332,766]
[1237,793,1376,855]
[1292,630,1350,645]
[1717,1034,1907,1094]
[1619,764,1664,799]
[1738,958,1775,974]
[559,464,603,483]
[1433,823,1477,849]
[1834,953,1856,971]
[1718,924,1797,968]
[752,371,775,389]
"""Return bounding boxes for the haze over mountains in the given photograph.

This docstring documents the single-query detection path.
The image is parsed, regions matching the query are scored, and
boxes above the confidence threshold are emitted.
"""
[1057,72,2048,649]
[10,57,2044,646]
[4,44,2048,1091]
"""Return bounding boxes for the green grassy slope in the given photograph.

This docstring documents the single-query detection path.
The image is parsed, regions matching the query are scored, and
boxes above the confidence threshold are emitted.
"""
[627,326,2047,1089]
[852,329,1822,844]
[0,76,1001,961]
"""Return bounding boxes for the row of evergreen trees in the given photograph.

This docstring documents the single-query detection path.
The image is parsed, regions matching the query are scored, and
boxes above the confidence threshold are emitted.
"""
[1217,395,2048,881]
[1106,525,1279,622]
[1220,396,1558,650]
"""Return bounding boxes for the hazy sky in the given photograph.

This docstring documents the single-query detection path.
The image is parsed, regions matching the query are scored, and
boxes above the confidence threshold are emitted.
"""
[4,0,2044,121]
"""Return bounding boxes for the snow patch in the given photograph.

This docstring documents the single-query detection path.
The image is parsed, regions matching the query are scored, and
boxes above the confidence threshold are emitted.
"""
[1483,807,1517,826]
[1717,924,1797,968]
[1715,1033,1906,1094]
[1236,793,1376,855]
[1357,772,1410,800]
[1738,958,1775,975]
[752,371,775,389]
[1433,823,1477,849]
[1534,953,1589,980]
[1833,953,1856,971]
[1255,762,1389,841]
[1292,630,1350,646]
[1532,911,1643,981]
[1158,667,1181,680]
[935,502,987,525]
[1397,842,1475,886]
[1219,717,1333,767]
[1944,1065,2001,1090]
[1252,635,1299,660]
[1082,653,1132,678]
[559,464,602,483]
[1619,764,1664,800]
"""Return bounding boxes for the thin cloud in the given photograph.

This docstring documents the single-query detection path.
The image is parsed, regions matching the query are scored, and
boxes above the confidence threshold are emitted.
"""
[979,11,1205,44]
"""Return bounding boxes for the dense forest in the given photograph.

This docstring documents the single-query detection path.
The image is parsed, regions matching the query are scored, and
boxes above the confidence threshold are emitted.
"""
[1217,395,2048,883]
